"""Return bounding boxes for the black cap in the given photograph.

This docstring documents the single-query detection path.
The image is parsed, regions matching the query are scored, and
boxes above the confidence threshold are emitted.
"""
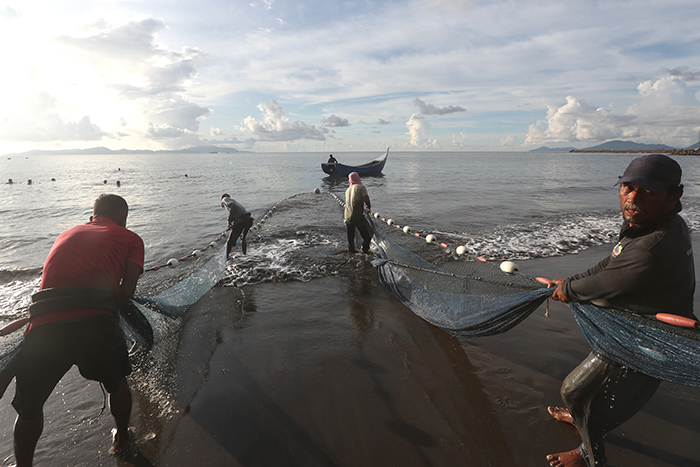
[616,154,681,192]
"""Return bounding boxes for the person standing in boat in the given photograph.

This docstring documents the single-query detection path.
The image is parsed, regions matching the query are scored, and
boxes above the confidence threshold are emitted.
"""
[221,193,254,256]
[344,172,373,254]
[12,194,144,464]
[327,154,338,164]
[541,154,695,467]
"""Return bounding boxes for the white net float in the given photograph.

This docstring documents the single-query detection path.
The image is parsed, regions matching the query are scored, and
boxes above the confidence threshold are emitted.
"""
[426,234,436,243]
[500,261,518,274]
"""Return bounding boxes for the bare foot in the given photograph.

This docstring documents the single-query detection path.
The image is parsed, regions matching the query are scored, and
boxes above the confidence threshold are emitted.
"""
[548,406,575,426]
[546,448,587,466]
[111,428,131,455]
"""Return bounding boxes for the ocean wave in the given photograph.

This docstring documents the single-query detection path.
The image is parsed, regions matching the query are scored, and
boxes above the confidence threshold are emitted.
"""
[0,267,43,285]
[220,209,637,286]
[0,271,40,318]
[223,229,351,287]
[456,212,622,260]
[377,211,622,261]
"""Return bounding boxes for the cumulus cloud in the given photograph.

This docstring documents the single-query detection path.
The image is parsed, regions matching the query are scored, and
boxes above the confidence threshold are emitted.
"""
[0,92,110,142]
[321,114,350,127]
[210,127,225,136]
[0,113,109,142]
[148,98,212,132]
[414,98,466,116]
[500,135,518,146]
[59,18,167,61]
[406,113,433,146]
[525,96,638,144]
[634,76,697,108]
[241,99,325,141]
[147,122,190,138]
[57,18,211,144]
[61,19,204,98]
[526,76,700,146]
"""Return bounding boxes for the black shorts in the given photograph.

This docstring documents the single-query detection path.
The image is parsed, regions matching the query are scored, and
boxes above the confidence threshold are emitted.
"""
[12,315,132,419]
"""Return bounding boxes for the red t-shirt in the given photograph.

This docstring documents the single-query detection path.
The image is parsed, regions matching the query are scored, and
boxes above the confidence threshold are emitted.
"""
[32,216,145,329]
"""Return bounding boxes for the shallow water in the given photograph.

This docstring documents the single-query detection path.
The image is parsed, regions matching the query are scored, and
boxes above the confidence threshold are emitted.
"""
[1,151,699,465]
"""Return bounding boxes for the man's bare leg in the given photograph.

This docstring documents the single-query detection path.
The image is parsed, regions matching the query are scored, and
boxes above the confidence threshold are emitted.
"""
[110,378,132,454]
[14,411,44,467]
[548,406,575,425]
[546,448,587,466]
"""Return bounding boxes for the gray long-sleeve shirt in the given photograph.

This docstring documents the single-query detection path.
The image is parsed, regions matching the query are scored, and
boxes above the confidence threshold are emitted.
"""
[562,211,695,317]
[221,197,250,225]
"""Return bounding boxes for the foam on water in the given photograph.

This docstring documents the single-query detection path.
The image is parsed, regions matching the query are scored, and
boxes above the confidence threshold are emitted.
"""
[0,272,40,319]
[224,229,347,287]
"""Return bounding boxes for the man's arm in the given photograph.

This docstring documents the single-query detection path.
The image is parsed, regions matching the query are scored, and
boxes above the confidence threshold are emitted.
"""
[119,262,142,303]
[363,195,371,211]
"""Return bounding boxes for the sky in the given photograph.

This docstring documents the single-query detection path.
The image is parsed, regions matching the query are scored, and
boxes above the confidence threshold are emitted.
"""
[0,0,699,155]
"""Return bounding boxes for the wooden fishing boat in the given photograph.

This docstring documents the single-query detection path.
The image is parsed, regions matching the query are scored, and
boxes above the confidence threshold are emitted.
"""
[321,147,389,177]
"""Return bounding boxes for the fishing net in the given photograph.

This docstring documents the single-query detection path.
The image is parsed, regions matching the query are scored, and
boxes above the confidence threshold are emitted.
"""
[134,243,228,317]
[363,198,700,386]
[570,303,700,387]
[360,201,553,336]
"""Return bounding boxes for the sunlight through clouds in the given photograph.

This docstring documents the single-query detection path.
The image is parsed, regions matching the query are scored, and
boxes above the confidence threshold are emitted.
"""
[0,0,699,154]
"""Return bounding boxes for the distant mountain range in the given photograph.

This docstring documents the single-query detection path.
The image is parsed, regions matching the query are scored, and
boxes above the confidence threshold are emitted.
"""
[4,145,240,157]
[5,140,699,157]
[531,140,698,152]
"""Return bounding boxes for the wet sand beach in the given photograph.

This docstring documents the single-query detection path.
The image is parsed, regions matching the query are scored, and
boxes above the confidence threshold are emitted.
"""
[1,242,699,466]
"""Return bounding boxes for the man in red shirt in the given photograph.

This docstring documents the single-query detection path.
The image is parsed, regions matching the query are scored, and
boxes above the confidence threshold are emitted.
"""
[12,194,144,466]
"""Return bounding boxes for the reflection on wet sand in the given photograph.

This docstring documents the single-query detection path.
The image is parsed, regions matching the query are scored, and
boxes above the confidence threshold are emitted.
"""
[139,271,529,466]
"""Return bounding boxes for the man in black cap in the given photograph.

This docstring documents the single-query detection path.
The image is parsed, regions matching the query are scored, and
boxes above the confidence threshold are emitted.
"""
[542,154,695,467]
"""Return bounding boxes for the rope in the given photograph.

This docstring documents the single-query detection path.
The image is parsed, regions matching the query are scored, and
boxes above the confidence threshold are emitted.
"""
[329,192,479,258]
[145,230,229,272]
[330,192,542,291]
[144,191,319,273]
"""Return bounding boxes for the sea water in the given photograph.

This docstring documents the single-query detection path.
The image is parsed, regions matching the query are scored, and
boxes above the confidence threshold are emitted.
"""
[3,150,699,318]
[1,150,700,466]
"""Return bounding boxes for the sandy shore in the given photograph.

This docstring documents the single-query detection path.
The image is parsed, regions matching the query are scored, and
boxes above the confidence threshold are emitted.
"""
[1,244,699,466]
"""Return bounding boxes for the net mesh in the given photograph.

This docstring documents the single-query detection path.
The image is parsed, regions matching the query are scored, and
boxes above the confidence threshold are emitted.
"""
[134,247,227,317]
[364,199,700,386]
[571,302,700,387]
[364,205,553,336]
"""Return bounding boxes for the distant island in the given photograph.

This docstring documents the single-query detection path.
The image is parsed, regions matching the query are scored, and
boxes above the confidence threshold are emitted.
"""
[3,145,241,158]
[531,140,700,155]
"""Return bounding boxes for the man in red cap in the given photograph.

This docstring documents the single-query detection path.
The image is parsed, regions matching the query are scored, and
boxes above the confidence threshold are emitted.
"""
[543,154,695,467]
[221,194,254,256]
